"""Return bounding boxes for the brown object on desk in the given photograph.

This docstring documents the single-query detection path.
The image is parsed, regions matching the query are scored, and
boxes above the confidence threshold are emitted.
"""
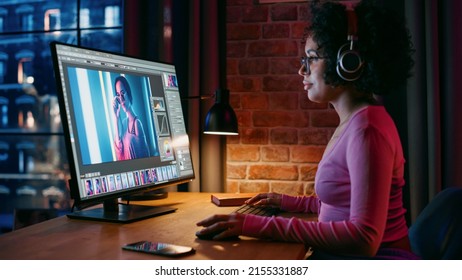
[211,193,257,206]
[0,192,314,260]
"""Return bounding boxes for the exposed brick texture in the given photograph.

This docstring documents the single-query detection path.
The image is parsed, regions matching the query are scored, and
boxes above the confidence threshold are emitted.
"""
[224,0,338,196]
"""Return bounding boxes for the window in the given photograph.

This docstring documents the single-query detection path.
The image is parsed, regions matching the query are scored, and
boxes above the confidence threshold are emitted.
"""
[0,0,124,232]
[16,5,34,32]
[0,52,7,84]
[15,50,34,84]
[0,8,7,32]
[0,0,124,131]
[44,9,60,31]
[105,6,120,27]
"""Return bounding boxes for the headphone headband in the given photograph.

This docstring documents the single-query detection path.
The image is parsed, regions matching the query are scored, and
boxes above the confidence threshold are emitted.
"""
[346,9,358,42]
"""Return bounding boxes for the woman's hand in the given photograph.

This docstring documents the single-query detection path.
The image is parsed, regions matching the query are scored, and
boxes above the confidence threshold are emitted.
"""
[113,96,121,118]
[196,213,245,240]
[245,192,282,208]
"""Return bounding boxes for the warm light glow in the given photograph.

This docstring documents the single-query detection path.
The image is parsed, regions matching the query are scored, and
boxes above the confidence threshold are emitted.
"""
[212,245,226,252]
[44,9,60,31]
[163,26,172,39]
[26,111,35,128]
[17,58,31,84]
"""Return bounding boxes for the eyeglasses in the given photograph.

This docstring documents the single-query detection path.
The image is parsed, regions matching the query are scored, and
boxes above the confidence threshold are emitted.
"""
[300,56,327,73]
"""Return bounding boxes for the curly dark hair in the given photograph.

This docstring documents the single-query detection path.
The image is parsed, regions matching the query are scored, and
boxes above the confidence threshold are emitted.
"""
[305,0,414,96]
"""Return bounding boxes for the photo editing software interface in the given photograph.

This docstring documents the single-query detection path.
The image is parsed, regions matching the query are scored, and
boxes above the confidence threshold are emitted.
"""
[52,43,194,207]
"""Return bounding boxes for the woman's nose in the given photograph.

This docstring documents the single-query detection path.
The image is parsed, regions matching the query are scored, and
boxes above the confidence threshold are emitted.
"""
[298,64,309,76]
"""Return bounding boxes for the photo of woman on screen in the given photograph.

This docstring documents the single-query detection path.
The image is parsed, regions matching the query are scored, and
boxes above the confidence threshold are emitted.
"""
[112,76,150,160]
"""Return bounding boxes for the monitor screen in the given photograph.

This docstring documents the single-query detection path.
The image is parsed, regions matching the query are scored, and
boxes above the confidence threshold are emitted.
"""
[50,42,194,223]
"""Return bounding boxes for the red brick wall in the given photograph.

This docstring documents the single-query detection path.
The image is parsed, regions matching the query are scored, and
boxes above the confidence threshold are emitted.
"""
[225,0,339,196]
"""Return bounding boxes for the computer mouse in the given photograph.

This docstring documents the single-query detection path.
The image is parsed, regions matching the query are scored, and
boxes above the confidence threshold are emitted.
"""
[195,230,219,240]
[195,230,239,241]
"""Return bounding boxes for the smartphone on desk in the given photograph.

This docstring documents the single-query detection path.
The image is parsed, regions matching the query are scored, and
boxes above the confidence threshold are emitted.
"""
[122,241,195,257]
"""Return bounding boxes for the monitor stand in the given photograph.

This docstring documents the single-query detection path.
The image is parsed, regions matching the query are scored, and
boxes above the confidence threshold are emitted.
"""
[67,198,176,223]
[121,189,168,201]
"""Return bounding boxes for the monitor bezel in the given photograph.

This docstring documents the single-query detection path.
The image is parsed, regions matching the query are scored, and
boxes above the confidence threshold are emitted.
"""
[50,41,195,212]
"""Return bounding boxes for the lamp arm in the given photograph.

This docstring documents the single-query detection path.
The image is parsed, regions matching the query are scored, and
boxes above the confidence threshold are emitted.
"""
[181,94,214,100]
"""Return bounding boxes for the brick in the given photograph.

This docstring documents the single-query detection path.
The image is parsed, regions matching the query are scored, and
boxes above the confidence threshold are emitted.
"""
[226,0,254,6]
[226,180,240,193]
[227,59,239,75]
[242,6,269,22]
[227,0,253,6]
[300,164,318,181]
[241,93,269,109]
[262,146,290,162]
[239,181,270,193]
[227,164,247,179]
[229,92,241,109]
[227,145,260,161]
[270,5,298,21]
[248,40,299,57]
[270,128,298,144]
[228,24,261,40]
[271,182,304,196]
[239,58,269,75]
[226,134,240,144]
[253,111,309,127]
[248,164,298,180]
[298,5,310,21]
[227,6,242,23]
[291,146,325,163]
[263,75,301,91]
[227,42,247,58]
[240,128,269,144]
[236,110,252,127]
[269,92,298,110]
[270,57,300,75]
[262,23,290,39]
[305,182,316,196]
[228,76,262,92]
[292,22,309,39]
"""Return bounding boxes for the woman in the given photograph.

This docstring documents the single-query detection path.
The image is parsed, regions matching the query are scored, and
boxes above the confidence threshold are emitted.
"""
[113,76,150,160]
[196,0,417,259]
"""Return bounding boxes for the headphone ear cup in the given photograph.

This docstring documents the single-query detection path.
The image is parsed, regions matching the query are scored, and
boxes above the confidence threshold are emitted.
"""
[336,43,364,81]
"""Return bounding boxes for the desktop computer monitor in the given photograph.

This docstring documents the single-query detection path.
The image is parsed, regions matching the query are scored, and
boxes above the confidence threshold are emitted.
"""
[50,42,195,223]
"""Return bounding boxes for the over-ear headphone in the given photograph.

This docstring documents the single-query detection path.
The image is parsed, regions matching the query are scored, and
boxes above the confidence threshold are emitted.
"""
[336,8,364,81]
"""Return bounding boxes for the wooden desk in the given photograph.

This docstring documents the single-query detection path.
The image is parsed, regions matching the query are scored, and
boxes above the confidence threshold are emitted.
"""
[0,192,311,260]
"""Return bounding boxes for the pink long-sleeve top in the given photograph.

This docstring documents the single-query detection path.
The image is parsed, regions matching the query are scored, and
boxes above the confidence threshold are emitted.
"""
[242,106,409,257]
